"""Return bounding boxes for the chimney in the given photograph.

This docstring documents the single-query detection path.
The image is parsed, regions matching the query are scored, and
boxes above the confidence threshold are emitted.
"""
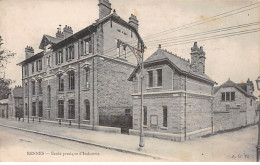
[129,14,139,31]
[63,25,73,39]
[98,0,112,20]
[56,25,64,40]
[25,46,34,59]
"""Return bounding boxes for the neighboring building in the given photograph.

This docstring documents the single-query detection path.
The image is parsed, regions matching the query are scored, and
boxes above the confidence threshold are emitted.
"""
[17,0,144,133]
[0,99,8,118]
[8,86,23,119]
[213,78,258,132]
[128,42,215,141]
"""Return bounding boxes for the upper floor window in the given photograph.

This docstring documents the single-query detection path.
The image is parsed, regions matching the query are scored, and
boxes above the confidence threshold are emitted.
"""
[221,92,235,101]
[24,65,28,76]
[36,59,42,71]
[56,51,63,64]
[38,79,42,95]
[84,39,92,55]
[85,67,90,88]
[250,99,253,106]
[68,46,74,60]
[148,70,153,87]
[31,62,34,73]
[58,76,64,92]
[25,83,28,97]
[68,71,75,90]
[157,69,162,86]
[122,45,127,59]
[32,81,36,95]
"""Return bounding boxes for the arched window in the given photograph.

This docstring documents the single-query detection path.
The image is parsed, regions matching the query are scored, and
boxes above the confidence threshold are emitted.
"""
[85,99,90,120]
[68,71,75,90]
[58,76,64,91]
[47,85,51,108]
[85,67,90,88]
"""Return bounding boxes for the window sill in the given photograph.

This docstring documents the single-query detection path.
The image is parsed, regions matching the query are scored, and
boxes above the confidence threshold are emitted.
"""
[58,91,64,94]
[160,127,168,130]
[82,120,90,122]
[67,119,76,121]
[82,88,90,91]
[143,125,148,128]
[146,86,163,90]
[67,90,75,93]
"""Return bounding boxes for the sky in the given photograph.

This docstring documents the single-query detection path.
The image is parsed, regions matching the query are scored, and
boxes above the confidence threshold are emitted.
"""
[0,0,259,97]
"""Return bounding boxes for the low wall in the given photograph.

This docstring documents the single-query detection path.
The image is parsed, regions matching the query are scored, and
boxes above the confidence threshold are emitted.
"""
[213,110,246,133]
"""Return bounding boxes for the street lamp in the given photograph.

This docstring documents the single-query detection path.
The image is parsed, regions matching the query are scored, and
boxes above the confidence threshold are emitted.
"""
[255,76,260,162]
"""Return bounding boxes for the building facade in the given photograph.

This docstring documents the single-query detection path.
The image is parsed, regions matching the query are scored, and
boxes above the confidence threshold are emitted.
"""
[18,0,144,132]
[8,86,23,119]
[213,78,258,132]
[128,42,215,141]
[0,99,8,118]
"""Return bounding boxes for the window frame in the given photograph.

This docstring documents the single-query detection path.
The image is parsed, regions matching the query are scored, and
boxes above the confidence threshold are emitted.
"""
[58,100,64,118]
[143,106,147,126]
[68,99,75,119]
[157,69,162,87]
[68,71,75,90]
[163,106,167,127]
[148,70,153,88]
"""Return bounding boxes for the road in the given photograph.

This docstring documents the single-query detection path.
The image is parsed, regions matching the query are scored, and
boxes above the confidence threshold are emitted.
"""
[0,126,156,162]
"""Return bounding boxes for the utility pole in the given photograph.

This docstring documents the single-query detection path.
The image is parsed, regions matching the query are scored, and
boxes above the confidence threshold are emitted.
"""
[139,43,145,148]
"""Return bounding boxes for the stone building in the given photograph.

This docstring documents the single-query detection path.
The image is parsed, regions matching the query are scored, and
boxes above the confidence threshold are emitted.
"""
[0,99,8,118]
[128,42,215,141]
[213,78,258,132]
[8,86,23,119]
[17,0,144,133]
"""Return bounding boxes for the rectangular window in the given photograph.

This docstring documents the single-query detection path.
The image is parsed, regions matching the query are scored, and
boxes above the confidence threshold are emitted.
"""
[148,71,153,87]
[84,40,89,54]
[221,92,225,101]
[157,69,162,86]
[68,72,75,90]
[58,100,64,118]
[31,62,34,73]
[32,102,36,116]
[250,99,253,106]
[38,59,42,71]
[125,109,131,116]
[68,46,74,60]
[24,65,28,76]
[231,92,235,101]
[58,51,63,64]
[163,106,167,127]
[68,100,75,119]
[58,77,64,92]
[226,92,230,101]
[38,80,42,95]
[25,103,28,116]
[38,101,43,117]
[32,81,35,95]
[143,106,147,126]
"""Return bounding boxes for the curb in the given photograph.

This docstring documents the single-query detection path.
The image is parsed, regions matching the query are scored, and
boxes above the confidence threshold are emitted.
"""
[0,124,166,160]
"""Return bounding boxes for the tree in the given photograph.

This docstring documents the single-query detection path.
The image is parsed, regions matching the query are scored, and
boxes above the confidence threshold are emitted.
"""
[0,35,16,99]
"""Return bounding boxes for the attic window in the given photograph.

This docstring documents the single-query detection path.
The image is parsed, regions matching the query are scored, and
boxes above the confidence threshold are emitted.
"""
[221,92,235,101]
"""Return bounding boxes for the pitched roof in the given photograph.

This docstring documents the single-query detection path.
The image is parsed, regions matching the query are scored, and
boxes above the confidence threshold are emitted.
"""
[129,48,215,84]
[17,51,44,66]
[214,79,257,99]
[39,34,61,50]
[51,12,144,51]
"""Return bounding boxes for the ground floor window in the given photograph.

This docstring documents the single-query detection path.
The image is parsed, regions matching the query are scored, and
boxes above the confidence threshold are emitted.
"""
[38,101,43,117]
[25,103,28,116]
[32,102,36,116]
[163,106,167,127]
[85,99,90,120]
[68,100,75,119]
[58,100,64,118]
[143,106,147,126]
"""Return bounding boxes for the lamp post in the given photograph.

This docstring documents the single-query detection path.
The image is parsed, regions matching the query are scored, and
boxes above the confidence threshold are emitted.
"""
[255,76,260,162]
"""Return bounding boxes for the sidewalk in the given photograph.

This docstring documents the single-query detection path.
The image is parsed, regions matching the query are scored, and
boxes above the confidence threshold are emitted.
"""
[0,118,257,161]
